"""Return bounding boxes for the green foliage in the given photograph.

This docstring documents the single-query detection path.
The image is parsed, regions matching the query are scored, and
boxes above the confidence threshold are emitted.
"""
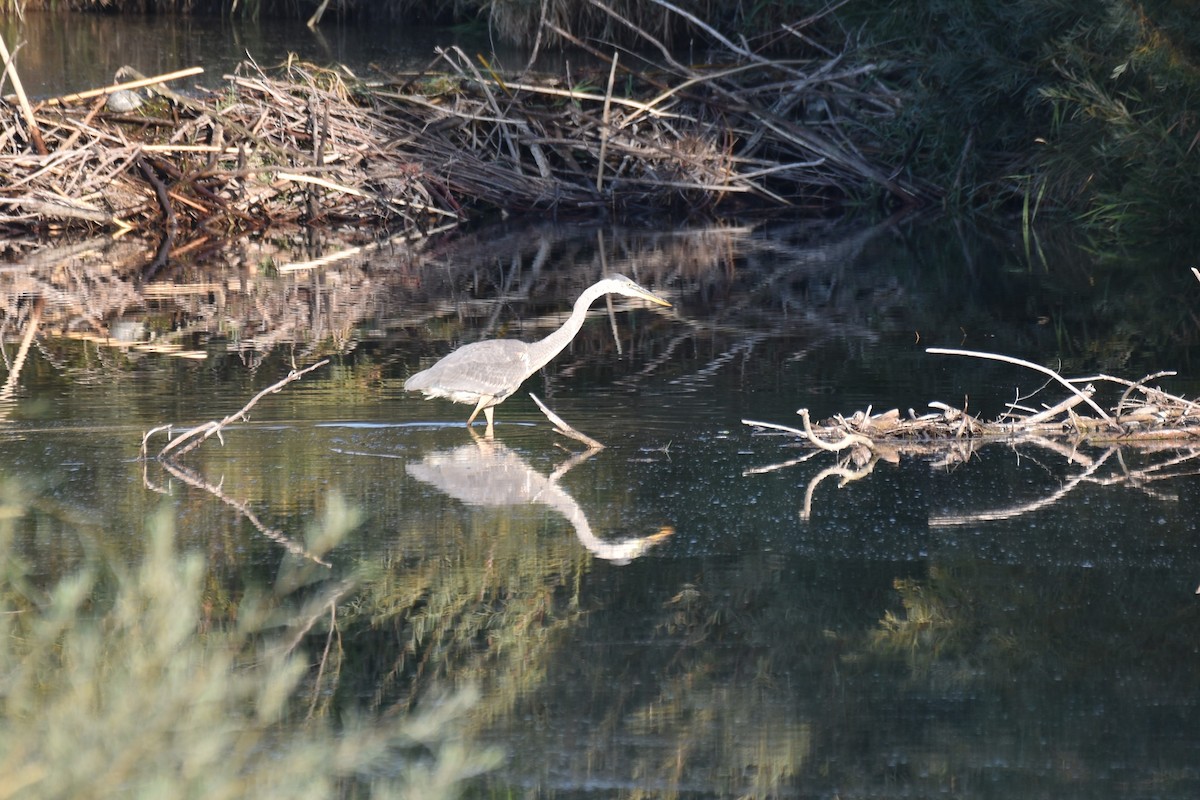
[852,0,1200,237]
[0,493,498,800]
[849,0,1096,204]
[1037,1,1200,239]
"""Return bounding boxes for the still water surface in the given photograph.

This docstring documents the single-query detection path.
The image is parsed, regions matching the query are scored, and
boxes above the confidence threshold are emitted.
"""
[4,11,543,98]
[3,219,1200,796]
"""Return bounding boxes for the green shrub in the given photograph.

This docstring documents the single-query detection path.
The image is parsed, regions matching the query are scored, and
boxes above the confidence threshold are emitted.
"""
[0,496,498,800]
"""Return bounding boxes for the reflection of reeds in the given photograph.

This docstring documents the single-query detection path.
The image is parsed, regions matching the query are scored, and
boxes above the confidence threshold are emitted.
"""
[0,295,41,412]
[352,503,590,726]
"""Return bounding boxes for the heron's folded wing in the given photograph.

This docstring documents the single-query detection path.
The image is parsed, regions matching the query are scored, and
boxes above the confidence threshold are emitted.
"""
[405,339,532,399]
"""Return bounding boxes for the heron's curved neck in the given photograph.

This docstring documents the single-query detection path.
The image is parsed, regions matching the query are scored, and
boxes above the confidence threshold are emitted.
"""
[525,282,610,373]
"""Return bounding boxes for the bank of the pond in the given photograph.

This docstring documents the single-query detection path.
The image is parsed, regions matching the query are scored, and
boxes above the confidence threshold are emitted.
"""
[4,0,1199,249]
[0,27,929,248]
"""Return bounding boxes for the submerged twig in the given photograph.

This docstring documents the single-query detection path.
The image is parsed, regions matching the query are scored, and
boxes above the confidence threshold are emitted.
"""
[147,359,329,459]
[158,458,333,568]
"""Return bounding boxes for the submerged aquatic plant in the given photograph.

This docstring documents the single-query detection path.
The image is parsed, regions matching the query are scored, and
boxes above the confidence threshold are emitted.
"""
[0,497,498,800]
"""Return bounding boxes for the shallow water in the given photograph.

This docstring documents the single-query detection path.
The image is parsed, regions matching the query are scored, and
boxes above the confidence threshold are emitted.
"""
[3,11,528,98]
[3,218,1200,797]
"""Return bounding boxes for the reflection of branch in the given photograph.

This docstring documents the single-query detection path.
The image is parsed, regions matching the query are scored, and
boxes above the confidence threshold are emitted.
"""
[800,456,878,521]
[0,296,42,409]
[1090,447,1200,500]
[742,450,821,476]
[156,457,332,567]
[932,446,1200,527]
[144,359,329,459]
[929,449,1116,527]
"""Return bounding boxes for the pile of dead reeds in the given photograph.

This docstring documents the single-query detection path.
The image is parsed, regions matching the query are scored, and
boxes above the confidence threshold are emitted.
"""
[381,35,930,216]
[2,22,929,244]
[0,57,457,244]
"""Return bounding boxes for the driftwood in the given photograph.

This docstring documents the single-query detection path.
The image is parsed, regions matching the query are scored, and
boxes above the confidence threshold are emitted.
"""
[141,359,333,568]
[143,358,329,460]
[746,349,1200,453]
[743,349,1200,567]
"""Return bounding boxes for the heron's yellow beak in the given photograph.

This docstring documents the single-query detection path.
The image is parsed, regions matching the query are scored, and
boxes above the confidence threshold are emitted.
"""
[639,288,672,307]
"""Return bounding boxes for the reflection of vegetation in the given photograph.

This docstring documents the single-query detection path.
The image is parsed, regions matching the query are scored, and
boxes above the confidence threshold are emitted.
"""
[0,489,498,799]
[869,568,980,678]
[464,551,833,797]
[346,505,590,726]
[849,555,1200,796]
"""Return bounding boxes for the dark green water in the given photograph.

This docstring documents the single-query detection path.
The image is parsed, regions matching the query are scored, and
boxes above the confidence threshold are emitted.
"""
[3,218,1200,797]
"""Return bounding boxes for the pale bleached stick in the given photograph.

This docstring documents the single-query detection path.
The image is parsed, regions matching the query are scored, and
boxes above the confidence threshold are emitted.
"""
[596,51,619,192]
[742,418,808,437]
[39,66,204,106]
[0,36,46,155]
[155,359,329,459]
[529,393,605,450]
[797,408,874,452]
[1021,386,1094,424]
[926,347,1114,424]
[272,172,457,217]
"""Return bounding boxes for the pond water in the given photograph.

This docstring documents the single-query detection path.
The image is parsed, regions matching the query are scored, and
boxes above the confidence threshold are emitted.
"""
[3,217,1200,797]
[3,10,549,99]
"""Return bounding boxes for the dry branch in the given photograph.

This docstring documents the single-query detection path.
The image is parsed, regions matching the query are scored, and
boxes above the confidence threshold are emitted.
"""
[143,358,329,460]
[137,357,336,567]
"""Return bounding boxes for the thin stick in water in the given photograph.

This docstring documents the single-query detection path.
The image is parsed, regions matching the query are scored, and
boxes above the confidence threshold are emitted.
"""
[926,347,1115,424]
[529,393,605,450]
[155,358,329,459]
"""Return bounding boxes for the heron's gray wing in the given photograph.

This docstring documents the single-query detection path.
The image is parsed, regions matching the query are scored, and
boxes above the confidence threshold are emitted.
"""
[405,339,534,399]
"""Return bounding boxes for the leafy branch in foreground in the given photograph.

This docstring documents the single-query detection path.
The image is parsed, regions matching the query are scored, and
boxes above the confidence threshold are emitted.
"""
[0,501,500,799]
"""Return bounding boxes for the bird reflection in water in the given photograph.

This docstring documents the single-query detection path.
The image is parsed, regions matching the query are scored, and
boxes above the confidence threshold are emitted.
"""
[406,436,673,564]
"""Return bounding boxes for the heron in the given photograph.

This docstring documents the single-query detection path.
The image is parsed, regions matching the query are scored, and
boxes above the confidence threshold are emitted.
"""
[404,274,671,436]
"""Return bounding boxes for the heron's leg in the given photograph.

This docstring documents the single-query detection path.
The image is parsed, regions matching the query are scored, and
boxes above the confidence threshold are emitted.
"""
[466,396,490,427]
[483,406,495,440]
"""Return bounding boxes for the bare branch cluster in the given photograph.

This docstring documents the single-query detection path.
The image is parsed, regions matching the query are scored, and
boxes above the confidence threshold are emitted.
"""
[2,14,931,243]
